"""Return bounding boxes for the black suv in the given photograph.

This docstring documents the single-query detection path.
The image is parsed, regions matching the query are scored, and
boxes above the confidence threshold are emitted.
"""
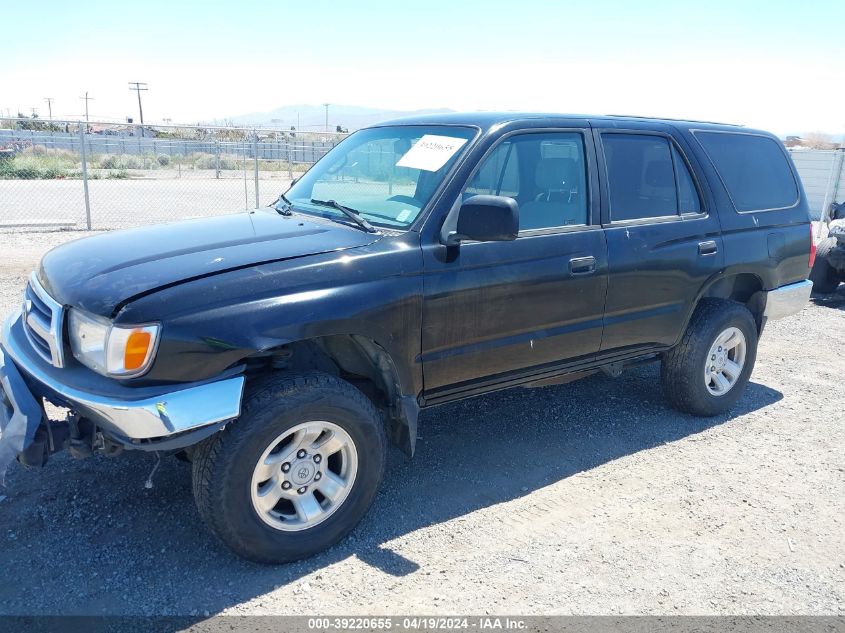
[0,113,813,563]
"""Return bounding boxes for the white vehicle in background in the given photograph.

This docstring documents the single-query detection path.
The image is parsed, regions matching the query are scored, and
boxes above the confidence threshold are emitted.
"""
[810,201,845,293]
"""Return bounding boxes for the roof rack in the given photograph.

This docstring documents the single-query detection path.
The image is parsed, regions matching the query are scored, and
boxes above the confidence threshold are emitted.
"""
[604,114,743,127]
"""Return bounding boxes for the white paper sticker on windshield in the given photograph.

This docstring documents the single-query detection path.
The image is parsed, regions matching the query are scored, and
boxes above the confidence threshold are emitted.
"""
[396,135,468,172]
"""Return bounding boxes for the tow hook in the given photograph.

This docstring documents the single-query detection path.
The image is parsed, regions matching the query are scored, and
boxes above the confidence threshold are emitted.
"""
[67,413,95,460]
[18,414,122,468]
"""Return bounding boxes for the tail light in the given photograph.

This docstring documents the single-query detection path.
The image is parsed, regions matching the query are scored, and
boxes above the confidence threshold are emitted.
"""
[809,224,817,269]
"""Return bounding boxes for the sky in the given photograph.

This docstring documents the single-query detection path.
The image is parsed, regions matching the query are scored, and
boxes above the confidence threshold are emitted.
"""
[1,0,843,137]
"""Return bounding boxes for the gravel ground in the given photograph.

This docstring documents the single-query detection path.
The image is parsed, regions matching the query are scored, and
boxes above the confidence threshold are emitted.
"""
[0,176,293,230]
[0,231,843,617]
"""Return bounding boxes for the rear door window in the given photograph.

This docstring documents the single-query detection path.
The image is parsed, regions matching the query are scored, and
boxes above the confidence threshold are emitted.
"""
[601,133,702,222]
[693,131,798,211]
[673,146,701,214]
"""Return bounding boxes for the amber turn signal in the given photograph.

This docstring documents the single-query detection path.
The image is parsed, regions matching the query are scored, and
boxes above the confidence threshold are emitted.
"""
[123,330,153,371]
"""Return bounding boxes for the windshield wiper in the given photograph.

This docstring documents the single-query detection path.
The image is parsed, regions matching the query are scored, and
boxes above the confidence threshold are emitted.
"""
[270,192,293,216]
[310,199,377,233]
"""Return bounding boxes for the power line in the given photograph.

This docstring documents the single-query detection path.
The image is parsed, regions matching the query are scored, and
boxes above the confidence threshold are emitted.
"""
[128,81,148,137]
[43,97,54,121]
[79,92,94,122]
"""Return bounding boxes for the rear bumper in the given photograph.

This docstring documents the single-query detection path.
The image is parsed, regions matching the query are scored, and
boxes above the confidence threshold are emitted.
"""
[1,312,244,442]
[763,279,812,320]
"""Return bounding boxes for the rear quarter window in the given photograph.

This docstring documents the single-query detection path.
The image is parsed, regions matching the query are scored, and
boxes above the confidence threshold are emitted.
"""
[694,131,798,212]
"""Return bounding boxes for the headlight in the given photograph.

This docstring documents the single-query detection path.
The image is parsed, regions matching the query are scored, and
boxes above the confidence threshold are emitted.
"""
[68,309,160,378]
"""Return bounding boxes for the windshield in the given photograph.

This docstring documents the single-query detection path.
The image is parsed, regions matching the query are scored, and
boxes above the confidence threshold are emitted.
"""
[285,125,476,229]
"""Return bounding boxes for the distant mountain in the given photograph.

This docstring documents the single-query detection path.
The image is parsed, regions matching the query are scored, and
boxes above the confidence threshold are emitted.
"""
[221,104,454,131]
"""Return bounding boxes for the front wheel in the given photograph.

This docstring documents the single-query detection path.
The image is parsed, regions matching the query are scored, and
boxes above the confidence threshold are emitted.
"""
[661,299,758,417]
[192,372,386,564]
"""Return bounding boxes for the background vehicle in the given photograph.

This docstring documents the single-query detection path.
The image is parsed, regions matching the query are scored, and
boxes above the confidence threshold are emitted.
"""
[809,200,845,293]
[0,113,813,563]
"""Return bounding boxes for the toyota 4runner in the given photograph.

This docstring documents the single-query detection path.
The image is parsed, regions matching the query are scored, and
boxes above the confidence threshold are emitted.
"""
[0,113,813,563]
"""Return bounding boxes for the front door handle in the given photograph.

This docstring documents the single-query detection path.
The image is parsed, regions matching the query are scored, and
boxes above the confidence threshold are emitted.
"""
[698,240,718,256]
[569,256,596,275]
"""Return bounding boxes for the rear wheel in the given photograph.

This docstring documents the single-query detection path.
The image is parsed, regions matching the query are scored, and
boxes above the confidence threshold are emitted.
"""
[810,237,840,294]
[661,299,758,417]
[192,372,386,563]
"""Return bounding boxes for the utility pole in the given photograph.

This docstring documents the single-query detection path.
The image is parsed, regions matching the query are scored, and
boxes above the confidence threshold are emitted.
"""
[79,92,93,122]
[43,97,54,121]
[322,103,330,133]
[128,81,148,137]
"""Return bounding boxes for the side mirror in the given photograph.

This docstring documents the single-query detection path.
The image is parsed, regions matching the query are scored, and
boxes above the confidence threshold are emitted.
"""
[445,195,519,245]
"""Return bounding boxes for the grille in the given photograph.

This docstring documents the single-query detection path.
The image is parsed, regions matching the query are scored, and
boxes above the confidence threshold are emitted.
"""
[22,273,65,368]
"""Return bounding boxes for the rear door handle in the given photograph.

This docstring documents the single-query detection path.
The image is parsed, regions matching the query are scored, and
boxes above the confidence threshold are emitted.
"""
[569,256,596,275]
[698,240,718,256]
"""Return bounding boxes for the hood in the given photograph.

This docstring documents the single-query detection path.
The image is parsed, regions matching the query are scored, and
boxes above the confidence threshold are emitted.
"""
[38,210,381,317]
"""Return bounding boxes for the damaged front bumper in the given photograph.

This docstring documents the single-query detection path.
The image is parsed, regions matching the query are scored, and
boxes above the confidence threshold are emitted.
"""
[0,312,244,469]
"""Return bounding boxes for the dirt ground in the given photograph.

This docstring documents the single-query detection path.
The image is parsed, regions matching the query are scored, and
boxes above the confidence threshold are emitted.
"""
[0,176,294,230]
[0,230,842,617]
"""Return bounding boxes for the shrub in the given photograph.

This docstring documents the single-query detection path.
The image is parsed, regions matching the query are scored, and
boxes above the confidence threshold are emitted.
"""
[192,153,215,169]
[98,154,143,170]
[156,153,171,166]
[98,155,121,169]
[19,145,77,166]
[193,153,239,170]
[0,161,22,178]
[23,144,48,156]
[0,155,66,179]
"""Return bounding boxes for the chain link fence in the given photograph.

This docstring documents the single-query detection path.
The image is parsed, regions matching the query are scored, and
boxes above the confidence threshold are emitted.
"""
[2,118,842,232]
[0,118,346,231]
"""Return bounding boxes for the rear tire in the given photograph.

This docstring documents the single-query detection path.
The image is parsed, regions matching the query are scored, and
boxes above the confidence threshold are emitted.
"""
[192,371,386,564]
[810,237,840,294]
[661,299,758,417]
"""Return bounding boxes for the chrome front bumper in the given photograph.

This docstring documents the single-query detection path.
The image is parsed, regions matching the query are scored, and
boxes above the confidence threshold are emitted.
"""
[1,313,244,441]
[763,279,813,320]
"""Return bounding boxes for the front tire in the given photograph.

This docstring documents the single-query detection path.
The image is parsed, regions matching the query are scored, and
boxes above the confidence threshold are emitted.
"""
[192,372,386,564]
[661,299,758,417]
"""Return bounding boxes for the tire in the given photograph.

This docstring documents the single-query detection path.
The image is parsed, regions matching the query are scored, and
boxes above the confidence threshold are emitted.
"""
[192,371,386,564]
[810,237,840,294]
[661,299,758,417]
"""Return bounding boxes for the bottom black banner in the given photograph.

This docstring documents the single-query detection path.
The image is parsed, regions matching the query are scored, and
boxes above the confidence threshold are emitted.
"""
[1,615,843,633]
